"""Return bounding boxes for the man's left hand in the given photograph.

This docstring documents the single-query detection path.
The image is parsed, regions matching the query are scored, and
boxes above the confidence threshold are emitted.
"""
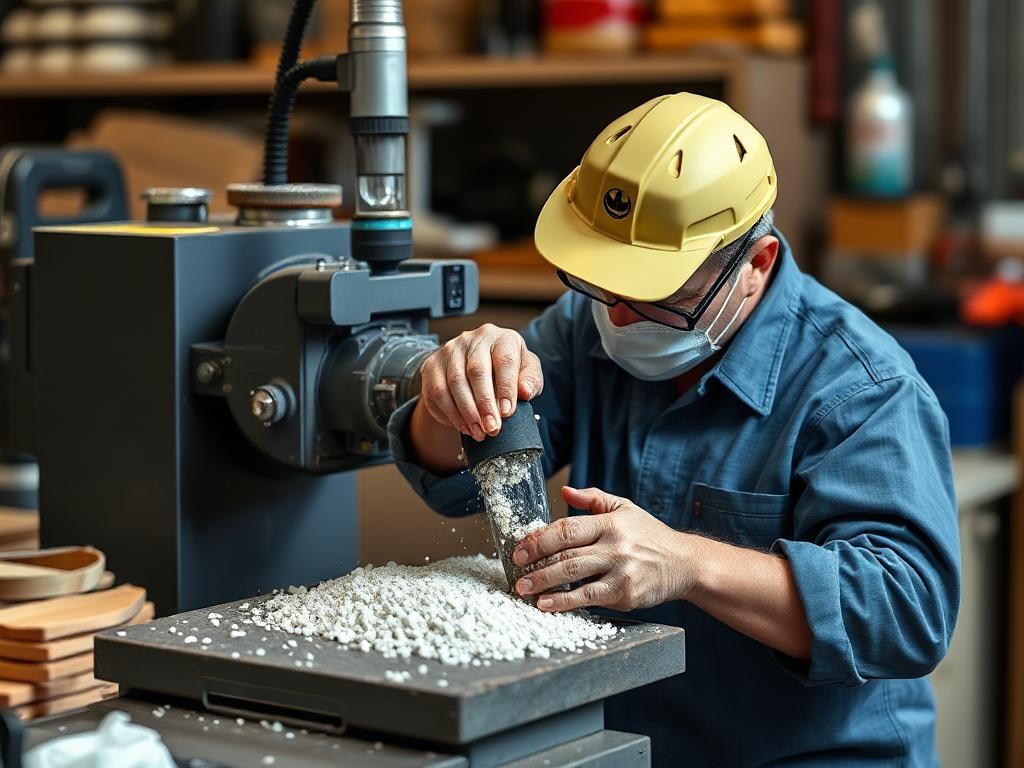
[513,486,699,612]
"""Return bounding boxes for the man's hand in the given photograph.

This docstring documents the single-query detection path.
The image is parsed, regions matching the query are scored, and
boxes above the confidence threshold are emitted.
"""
[418,324,543,442]
[512,486,700,612]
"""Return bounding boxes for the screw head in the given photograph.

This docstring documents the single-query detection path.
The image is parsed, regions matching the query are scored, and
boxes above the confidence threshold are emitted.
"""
[250,385,287,425]
[195,361,221,385]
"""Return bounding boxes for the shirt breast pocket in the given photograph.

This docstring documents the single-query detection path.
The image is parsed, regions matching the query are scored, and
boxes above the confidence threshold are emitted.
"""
[688,482,792,550]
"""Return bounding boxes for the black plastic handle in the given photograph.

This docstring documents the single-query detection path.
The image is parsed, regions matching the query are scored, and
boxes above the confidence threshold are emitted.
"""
[0,708,24,768]
[1,147,127,263]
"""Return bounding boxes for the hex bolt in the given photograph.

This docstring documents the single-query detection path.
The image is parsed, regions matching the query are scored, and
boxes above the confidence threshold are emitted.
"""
[195,361,222,385]
[250,385,287,425]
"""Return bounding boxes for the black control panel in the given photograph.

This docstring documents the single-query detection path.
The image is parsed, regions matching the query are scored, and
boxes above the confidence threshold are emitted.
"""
[442,264,465,313]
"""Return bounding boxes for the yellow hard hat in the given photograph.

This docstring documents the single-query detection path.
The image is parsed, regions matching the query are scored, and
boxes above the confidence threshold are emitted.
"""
[534,92,777,302]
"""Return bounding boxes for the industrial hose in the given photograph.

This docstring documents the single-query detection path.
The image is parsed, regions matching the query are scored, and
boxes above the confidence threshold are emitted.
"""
[263,0,331,185]
[263,55,339,186]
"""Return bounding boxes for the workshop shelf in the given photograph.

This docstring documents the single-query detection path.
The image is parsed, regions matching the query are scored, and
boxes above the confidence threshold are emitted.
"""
[0,54,756,98]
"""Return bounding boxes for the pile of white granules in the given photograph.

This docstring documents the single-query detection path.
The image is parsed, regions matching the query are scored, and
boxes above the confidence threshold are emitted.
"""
[249,555,618,666]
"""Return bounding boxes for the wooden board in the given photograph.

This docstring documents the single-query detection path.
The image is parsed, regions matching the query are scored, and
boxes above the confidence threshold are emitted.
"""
[0,672,107,707]
[0,537,40,553]
[1008,380,1024,768]
[0,584,145,641]
[14,684,114,720]
[0,509,38,545]
[94,571,115,591]
[0,547,105,601]
[0,602,154,662]
[657,0,790,20]
[0,652,93,683]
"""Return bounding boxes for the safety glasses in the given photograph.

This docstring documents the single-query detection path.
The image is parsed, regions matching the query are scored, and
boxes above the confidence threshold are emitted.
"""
[557,227,757,331]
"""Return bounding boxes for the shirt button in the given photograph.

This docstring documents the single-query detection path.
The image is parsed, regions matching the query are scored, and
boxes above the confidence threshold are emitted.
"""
[693,500,702,518]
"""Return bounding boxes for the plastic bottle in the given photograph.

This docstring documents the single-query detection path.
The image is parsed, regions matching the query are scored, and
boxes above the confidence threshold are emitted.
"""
[846,1,913,197]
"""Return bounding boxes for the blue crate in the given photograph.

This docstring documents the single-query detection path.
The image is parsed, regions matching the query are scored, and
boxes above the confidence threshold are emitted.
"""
[887,326,1024,447]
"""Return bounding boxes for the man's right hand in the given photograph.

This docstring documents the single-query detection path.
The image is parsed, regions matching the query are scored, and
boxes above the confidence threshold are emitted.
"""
[417,324,544,443]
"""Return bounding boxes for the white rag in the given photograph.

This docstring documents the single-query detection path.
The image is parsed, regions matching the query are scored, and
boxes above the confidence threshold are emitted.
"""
[25,711,175,768]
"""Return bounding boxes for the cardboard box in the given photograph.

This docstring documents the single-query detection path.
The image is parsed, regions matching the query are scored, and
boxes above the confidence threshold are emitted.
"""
[828,195,946,253]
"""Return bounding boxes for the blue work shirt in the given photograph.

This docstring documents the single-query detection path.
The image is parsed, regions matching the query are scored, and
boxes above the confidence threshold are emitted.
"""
[388,232,960,767]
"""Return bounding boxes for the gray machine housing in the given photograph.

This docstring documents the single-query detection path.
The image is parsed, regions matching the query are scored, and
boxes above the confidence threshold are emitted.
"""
[10,221,478,614]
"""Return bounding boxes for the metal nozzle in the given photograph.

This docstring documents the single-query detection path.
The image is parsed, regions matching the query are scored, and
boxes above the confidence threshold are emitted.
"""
[351,0,403,25]
[346,0,412,269]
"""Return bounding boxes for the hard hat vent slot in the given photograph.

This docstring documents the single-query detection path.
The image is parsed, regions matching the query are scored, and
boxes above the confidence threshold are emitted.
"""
[670,150,683,179]
[734,135,748,161]
[607,125,632,144]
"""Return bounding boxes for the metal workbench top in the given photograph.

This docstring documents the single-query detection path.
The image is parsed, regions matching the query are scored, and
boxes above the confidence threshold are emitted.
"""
[95,597,686,746]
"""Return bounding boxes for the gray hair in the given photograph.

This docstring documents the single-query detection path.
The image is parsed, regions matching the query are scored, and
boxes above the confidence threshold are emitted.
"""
[707,208,776,275]
[663,208,776,303]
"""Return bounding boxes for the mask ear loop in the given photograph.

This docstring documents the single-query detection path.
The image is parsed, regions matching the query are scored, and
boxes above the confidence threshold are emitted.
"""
[711,295,748,348]
[701,263,747,344]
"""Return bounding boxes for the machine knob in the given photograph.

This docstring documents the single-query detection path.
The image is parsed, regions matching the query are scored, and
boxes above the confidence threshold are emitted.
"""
[250,385,287,425]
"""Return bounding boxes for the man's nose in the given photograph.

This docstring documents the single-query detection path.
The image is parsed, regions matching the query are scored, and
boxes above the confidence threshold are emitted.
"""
[608,302,646,327]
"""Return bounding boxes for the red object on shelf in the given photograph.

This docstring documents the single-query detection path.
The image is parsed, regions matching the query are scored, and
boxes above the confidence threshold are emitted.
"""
[545,0,647,28]
[543,0,648,53]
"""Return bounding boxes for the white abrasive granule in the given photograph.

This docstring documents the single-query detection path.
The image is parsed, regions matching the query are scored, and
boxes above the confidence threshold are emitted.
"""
[471,452,547,545]
[249,555,616,666]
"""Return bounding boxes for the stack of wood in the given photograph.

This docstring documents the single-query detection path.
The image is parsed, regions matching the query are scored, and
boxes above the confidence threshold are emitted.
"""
[646,0,804,55]
[0,546,151,720]
[0,509,40,553]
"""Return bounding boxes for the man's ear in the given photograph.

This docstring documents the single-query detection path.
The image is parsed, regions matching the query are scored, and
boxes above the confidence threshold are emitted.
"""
[743,236,779,296]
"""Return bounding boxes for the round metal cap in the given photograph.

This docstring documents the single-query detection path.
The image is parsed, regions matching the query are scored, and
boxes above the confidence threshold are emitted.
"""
[461,401,544,469]
[142,187,214,205]
[226,183,342,210]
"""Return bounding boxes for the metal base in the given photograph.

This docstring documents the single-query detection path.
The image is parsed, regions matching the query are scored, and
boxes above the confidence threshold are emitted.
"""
[94,598,685,747]
[24,698,651,768]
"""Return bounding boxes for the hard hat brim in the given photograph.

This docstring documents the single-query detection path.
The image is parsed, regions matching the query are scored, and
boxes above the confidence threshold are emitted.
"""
[534,173,720,303]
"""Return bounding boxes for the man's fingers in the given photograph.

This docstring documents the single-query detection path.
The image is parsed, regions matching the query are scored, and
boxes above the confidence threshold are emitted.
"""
[420,358,470,434]
[445,350,485,441]
[518,350,544,401]
[515,548,608,595]
[491,336,522,418]
[535,580,615,612]
[514,515,604,567]
[561,486,624,515]
[465,341,500,435]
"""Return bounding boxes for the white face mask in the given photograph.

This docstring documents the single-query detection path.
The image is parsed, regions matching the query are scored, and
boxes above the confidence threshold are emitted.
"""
[591,275,749,381]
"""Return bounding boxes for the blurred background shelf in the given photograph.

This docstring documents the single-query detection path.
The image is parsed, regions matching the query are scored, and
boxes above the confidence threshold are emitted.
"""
[0,53,763,97]
[0,52,814,298]
[0,52,774,97]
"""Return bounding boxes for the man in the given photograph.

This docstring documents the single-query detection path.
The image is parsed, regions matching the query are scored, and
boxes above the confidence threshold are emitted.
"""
[389,93,959,766]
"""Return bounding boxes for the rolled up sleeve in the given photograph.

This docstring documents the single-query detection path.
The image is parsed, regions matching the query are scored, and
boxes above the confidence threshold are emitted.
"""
[387,292,579,517]
[387,398,482,518]
[773,375,961,687]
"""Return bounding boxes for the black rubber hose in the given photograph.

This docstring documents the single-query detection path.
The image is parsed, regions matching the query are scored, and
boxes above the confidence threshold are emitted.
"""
[263,56,339,186]
[262,0,318,185]
[274,0,316,99]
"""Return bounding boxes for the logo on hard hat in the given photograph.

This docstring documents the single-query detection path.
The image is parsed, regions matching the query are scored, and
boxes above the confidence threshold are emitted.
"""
[603,188,631,219]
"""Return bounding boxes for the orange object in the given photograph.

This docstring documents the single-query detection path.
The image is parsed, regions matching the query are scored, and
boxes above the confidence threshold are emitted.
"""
[645,18,804,54]
[962,279,1024,327]
[829,195,945,252]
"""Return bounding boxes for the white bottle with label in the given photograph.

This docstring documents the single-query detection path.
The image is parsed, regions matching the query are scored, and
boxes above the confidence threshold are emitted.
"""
[846,1,913,197]
[848,57,914,197]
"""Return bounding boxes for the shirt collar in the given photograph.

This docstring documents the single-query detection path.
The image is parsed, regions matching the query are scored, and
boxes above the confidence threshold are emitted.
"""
[587,228,801,415]
[709,228,800,416]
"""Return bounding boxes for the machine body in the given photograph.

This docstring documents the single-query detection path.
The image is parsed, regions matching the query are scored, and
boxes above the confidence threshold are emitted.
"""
[12,220,477,613]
